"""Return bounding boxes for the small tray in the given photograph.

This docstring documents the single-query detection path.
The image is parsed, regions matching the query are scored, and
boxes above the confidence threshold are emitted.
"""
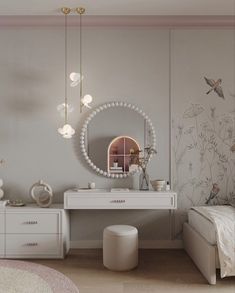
[110,188,130,192]
[71,188,98,192]
[8,200,25,207]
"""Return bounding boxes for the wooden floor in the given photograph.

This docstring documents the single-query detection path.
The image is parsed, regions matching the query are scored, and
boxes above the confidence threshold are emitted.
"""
[34,249,235,293]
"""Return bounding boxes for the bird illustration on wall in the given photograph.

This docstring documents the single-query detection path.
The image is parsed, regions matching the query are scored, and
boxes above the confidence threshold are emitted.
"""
[204,77,225,99]
[230,144,235,153]
[205,183,220,204]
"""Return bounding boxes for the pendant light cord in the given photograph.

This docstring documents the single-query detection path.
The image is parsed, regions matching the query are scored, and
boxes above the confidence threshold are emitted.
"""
[79,12,83,113]
[64,12,68,124]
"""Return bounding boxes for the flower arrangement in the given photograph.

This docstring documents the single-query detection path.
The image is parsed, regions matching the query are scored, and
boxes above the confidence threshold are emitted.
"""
[130,145,157,190]
[135,146,157,171]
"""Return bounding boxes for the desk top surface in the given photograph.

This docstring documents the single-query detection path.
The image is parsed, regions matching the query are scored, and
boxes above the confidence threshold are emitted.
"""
[65,188,176,195]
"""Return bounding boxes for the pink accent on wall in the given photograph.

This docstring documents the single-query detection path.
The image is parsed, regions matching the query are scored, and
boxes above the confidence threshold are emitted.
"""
[0,15,234,27]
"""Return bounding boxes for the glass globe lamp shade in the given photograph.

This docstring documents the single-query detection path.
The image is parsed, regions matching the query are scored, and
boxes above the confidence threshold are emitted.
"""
[81,94,93,109]
[58,124,75,139]
[70,72,83,87]
[57,103,74,116]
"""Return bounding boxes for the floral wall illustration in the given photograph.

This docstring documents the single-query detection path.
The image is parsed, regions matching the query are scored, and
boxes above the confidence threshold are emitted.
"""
[171,30,235,237]
[172,100,235,235]
[173,100,235,205]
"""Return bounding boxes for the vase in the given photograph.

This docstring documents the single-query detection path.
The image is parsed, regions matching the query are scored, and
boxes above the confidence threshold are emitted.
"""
[139,170,149,191]
[0,179,3,200]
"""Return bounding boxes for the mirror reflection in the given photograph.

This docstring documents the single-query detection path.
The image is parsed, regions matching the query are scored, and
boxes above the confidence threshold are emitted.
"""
[85,107,152,175]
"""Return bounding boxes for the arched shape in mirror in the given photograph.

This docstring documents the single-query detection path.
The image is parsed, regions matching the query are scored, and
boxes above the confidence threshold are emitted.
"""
[107,135,141,174]
[80,101,156,178]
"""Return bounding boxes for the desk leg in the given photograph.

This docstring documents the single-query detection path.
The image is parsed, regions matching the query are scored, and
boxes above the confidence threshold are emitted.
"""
[169,209,174,240]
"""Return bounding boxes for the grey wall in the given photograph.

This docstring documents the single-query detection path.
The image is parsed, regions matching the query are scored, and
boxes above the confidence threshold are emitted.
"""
[0,26,170,244]
[0,25,233,245]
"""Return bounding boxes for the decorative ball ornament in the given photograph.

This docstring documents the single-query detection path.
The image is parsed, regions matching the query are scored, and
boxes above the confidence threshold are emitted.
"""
[30,180,53,208]
[88,182,96,189]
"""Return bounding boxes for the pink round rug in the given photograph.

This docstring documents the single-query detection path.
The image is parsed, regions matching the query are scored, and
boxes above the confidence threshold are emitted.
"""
[0,260,79,293]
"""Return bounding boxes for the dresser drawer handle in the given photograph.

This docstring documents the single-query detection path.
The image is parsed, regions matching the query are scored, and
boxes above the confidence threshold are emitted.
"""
[23,221,38,225]
[110,200,126,203]
[25,243,38,247]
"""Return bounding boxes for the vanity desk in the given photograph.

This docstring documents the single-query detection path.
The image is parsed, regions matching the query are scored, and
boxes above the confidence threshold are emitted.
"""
[0,190,176,259]
[64,189,177,239]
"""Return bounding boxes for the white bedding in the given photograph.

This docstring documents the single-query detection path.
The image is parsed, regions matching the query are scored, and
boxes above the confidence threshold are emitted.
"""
[188,209,216,245]
[191,205,235,278]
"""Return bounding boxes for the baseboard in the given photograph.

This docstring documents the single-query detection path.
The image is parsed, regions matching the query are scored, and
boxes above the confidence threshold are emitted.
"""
[70,239,183,249]
[139,240,183,249]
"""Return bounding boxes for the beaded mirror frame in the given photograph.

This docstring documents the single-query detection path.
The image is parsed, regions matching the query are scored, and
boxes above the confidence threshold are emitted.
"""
[80,101,157,178]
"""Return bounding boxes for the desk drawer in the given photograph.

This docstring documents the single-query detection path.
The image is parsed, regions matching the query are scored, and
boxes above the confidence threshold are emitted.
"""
[0,234,4,256]
[65,194,176,209]
[6,212,60,234]
[5,234,61,257]
[0,213,4,233]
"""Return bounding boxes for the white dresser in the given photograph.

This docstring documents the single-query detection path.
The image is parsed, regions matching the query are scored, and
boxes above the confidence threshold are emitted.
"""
[0,204,69,259]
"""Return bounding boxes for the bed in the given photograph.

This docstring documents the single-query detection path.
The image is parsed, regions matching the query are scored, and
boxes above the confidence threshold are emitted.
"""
[183,205,235,285]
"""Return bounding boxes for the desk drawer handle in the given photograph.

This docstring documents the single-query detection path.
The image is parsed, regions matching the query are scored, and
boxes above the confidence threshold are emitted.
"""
[25,243,38,247]
[23,221,38,225]
[110,200,126,203]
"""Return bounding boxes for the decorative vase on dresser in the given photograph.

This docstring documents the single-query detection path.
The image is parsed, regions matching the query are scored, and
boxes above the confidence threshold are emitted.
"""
[0,204,69,259]
[139,170,149,190]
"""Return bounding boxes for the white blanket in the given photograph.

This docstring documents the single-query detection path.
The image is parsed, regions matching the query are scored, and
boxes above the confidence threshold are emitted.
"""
[191,205,235,278]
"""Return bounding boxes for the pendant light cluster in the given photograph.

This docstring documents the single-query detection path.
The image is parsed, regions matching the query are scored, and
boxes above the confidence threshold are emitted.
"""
[58,7,93,139]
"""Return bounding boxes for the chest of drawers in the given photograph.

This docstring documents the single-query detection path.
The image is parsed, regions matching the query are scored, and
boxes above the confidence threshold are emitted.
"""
[0,204,69,259]
[0,212,4,234]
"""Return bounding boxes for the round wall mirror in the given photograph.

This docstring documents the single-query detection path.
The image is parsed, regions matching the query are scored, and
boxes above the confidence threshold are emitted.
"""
[80,101,156,178]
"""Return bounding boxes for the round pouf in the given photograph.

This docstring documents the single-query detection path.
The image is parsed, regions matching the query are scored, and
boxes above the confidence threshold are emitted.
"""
[103,225,138,271]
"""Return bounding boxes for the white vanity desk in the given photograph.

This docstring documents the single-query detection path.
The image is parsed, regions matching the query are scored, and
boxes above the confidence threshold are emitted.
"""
[0,190,177,259]
[64,189,177,239]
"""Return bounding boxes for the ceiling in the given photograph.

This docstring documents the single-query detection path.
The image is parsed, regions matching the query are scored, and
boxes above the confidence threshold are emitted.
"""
[0,0,234,16]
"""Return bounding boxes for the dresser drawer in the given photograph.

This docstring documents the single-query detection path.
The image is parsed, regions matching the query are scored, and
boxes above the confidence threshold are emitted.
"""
[0,213,4,233]
[65,193,176,209]
[6,212,60,234]
[0,234,4,256]
[5,234,61,257]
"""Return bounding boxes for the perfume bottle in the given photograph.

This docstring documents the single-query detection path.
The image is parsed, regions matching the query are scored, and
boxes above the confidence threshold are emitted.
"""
[166,181,170,191]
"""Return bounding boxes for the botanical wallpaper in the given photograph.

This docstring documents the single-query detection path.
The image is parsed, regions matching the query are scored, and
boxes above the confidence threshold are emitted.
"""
[170,29,235,237]
[172,89,235,237]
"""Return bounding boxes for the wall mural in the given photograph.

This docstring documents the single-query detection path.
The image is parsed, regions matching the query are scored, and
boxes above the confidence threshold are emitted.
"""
[172,78,235,237]
[204,77,224,99]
